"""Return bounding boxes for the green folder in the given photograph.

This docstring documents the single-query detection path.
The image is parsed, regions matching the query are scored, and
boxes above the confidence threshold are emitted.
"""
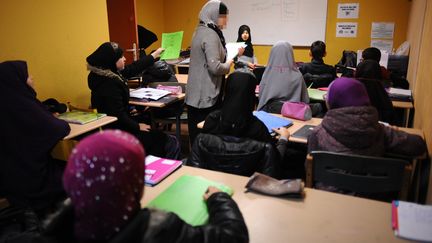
[57,111,106,124]
[160,31,184,60]
[308,88,327,101]
[147,175,233,226]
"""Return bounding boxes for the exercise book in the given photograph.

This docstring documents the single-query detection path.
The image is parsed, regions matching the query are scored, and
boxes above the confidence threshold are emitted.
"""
[144,155,182,186]
[253,111,293,133]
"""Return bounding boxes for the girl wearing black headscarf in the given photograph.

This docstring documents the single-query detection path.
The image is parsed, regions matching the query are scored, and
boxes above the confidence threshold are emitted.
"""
[236,25,256,69]
[0,61,70,215]
[86,42,179,159]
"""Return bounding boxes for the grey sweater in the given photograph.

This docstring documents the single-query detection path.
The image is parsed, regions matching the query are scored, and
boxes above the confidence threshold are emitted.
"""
[186,24,231,109]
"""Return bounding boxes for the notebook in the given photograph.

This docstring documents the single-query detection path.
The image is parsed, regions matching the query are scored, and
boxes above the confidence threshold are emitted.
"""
[57,111,106,125]
[253,111,293,133]
[147,175,233,226]
[144,155,182,186]
[291,125,316,140]
[129,87,171,100]
[392,200,432,242]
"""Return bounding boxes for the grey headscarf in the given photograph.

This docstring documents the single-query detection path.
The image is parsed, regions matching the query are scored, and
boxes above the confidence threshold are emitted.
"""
[199,0,221,25]
[257,41,309,110]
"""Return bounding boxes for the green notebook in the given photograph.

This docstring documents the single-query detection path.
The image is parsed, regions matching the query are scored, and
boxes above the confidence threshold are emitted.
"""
[57,111,107,124]
[147,175,233,226]
[308,88,327,101]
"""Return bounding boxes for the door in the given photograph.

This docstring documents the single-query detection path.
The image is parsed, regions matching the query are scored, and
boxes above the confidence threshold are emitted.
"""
[106,0,138,64]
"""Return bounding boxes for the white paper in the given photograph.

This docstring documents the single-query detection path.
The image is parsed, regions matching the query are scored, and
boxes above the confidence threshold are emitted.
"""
[225,42,247,61]
[129,88,171,100]
[388,88,412,97]
[371,39,393,53]
[396,201,432,242]
[337,3,359,19]
[356,49,389,67]
[162,159,176,165]
[145,169,156,175]
[371,22,394,39]
[336,22,358,38]
[145,155,160,165]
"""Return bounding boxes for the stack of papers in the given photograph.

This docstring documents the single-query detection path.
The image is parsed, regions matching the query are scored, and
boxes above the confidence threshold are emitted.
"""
[129,88,171,100]
[392,200,432,242]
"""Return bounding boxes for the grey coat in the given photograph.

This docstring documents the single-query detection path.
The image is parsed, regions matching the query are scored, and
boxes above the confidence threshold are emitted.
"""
[185,23,231,109]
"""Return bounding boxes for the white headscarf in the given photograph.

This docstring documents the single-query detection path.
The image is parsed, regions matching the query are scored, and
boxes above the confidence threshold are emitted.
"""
[257,41,309,110]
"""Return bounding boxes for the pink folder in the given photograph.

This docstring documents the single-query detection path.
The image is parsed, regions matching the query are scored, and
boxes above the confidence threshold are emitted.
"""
[144,155,182,186]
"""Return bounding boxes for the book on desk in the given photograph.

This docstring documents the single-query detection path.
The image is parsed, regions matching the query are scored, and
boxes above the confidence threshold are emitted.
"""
[57,111,107,125]
[392,200,432,242]
[144,155,182,186]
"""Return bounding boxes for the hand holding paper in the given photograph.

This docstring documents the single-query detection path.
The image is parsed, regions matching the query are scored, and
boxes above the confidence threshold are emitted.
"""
[226,42,247,61]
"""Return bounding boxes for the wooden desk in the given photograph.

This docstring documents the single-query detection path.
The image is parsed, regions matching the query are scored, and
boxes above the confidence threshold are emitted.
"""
[141,166,406,243]
[129,93,185,108]
[175,74,188,84]
[63,116,117,140]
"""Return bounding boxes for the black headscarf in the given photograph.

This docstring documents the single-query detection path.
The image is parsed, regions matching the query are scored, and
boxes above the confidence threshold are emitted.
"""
[237,25,254,58]
[355,59,382,80]
[203,71,272,142]
[0,61,70,210]
[86,42,124,72]
[137,25,158,50]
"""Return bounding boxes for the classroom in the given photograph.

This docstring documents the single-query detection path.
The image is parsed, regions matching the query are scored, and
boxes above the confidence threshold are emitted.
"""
[1,0,432,242]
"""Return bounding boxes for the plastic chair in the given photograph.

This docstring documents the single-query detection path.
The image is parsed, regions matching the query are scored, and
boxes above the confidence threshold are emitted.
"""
[305,151,411,201]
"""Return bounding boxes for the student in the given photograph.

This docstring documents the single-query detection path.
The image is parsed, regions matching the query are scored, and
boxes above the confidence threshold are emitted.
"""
[361,47,390,80]
[0,61,70,216]
[355,59,395,124]
[41,130,249,243]
[86,42,179,159]
[299,40,336,88]
[235,25,256,70]
[186,0,242,145]
[308,77,426,157]
[257,41,309,113]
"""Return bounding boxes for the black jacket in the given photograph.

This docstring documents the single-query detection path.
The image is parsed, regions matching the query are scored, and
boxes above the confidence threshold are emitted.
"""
[88,55,155,135]
[39,193,249,243]
[299,59,336,88]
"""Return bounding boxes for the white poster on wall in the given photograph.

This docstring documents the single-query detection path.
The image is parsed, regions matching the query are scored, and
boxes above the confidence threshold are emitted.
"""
[371,39,394,53]
[371,22,395,39]
[337,3,359,19]
[336,22,358,38]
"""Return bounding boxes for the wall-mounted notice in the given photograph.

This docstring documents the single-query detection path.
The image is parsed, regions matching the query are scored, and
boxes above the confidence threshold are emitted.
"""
[371,39,393,53]
[337,3,359,19]
[371,22,394,39]
[336,22,358,38]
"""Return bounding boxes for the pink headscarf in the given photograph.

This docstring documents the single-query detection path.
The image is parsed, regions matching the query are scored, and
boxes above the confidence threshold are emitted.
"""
[63,130,145,241]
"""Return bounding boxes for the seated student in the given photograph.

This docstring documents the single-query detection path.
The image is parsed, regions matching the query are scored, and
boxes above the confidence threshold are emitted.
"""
[41,130,249,243]
[0,61,70,217]
[361,47,391,80]
[86,42,179,159]
[299,40,336,88]
[355,59,395,124]
[235,25,256,70]
[308,77,426,157]
[257,41,309,113]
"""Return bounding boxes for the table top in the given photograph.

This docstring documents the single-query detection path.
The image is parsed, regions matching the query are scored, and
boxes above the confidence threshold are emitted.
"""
[141,166,407,243]
[63,116,117,140]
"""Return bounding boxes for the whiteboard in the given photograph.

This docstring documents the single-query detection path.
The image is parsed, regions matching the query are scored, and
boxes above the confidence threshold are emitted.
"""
[222,0,328,46]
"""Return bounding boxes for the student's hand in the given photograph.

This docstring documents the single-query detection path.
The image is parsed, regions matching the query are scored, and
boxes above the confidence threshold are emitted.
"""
[203,186,222,201]
[151,48,165,59]
[272,127,290,140]
[139,123,151,132]
[390,125,399,131]
[247,62,256,70]
[237,47,245,57]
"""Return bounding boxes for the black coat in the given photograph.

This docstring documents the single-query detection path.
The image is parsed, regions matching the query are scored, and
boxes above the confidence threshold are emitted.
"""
[299,59,337,88]
[39,193,249,243]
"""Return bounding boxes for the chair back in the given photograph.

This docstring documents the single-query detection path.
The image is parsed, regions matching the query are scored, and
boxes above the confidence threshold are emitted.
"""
[187,133,278,177]
[306,151,411,201]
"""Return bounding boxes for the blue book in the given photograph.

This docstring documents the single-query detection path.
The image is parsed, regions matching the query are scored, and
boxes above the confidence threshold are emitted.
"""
[253,111,293,133]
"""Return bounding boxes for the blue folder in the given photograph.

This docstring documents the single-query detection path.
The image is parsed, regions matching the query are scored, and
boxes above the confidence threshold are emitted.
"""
[253,111,293,133]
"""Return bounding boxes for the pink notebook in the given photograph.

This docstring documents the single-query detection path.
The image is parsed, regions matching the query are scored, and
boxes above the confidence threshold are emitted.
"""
[144,155,182,186]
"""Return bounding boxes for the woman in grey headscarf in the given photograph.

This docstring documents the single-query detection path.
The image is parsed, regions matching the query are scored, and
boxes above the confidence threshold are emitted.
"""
[186,0,242,145]
[257,41,309,113]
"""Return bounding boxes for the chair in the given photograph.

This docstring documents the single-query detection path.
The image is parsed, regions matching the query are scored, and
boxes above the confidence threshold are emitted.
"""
[305,151,411,201]
[146,82,187,142]
[187,133,279,177]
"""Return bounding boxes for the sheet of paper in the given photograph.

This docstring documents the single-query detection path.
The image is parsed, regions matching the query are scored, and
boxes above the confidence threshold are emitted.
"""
[160,31,184,60]
[395,201,432,242]
[225,42,247,61]
[371,22,394,39]
[129,88,171,100]
[336,22,358,38]
[371,39,393,53]
[337,3,359,19]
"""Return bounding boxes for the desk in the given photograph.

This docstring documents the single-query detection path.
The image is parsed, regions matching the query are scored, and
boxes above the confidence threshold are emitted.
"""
[175,74,188,84]
[129,93,185,108]
[141,166,405,243]
[63,116,117,140]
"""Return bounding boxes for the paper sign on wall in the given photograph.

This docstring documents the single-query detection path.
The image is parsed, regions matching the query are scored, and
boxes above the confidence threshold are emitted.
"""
[371,22,394,39]
[336,22,358,38]
[371,39,393,53]
[337,3,359,19]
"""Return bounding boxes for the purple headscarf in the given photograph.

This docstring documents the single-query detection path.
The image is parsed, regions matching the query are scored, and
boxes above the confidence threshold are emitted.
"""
[327,77,370,109]
[63,130,145,241]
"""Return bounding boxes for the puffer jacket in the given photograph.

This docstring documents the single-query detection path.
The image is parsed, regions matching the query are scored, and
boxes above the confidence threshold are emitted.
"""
[38,193,249,243]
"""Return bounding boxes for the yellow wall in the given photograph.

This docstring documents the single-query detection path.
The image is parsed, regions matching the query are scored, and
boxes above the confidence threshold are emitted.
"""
[136,0,164,53]
[161,0,410,65]
[0,0,110,108]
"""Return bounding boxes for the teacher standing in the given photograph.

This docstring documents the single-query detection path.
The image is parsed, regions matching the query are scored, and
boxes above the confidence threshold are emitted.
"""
[186,0,240,145]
